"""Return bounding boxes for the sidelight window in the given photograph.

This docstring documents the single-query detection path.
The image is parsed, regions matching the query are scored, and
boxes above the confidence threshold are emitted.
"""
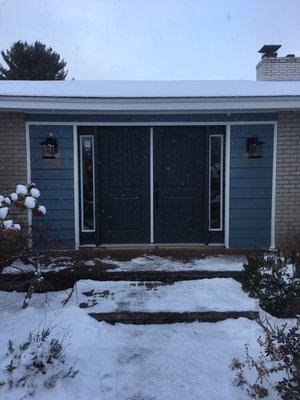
[209,135,223,231]
[80,135,95,231]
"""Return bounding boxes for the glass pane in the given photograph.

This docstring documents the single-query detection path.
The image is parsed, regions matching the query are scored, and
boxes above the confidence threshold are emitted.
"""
[81,136,94,231]
[210,136,222,230]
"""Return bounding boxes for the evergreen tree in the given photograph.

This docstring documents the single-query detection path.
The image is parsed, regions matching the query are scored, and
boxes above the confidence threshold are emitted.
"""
[0,40,67,80]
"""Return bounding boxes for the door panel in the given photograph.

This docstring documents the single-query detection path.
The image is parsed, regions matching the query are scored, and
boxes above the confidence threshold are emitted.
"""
[154,127,206,243]
[98,127,150,244]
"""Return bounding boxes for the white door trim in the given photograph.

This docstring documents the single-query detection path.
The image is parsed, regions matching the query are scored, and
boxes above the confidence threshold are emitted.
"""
[25,122,32,228]
[224,123,231,248]
[73,125,80,248]
[79,134,96,234]
[150,127,154,243]
[208,134,224,232]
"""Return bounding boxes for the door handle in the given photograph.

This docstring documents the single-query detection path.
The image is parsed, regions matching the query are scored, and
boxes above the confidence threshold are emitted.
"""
[154,183,159,210]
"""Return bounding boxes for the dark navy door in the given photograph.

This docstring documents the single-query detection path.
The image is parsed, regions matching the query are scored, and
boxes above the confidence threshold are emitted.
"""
[153,127,206,243]
[98,127,150,244]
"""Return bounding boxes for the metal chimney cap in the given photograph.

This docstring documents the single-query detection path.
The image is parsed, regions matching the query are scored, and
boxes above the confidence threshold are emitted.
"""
[258,44,281,55]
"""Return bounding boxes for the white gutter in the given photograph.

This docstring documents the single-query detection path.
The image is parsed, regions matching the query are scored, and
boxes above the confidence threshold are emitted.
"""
[0,95,300,112]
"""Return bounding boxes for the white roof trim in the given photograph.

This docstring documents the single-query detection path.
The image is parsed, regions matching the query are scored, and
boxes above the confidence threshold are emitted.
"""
[1,95,300,112]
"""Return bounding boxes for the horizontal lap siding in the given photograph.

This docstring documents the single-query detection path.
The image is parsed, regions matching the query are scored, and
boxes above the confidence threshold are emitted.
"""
[30,125,74,248]
[26,113,277,123]
[229,125,274,248]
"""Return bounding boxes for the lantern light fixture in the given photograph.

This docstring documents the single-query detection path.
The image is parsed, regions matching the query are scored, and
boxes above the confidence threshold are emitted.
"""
[40,135,58,159]
[246,136,265,158]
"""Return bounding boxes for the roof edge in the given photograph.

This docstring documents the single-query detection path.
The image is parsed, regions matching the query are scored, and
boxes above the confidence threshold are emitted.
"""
[1,95,300,112]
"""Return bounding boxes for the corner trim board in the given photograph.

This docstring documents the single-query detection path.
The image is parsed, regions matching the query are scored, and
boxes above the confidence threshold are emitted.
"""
[150,127,154,243]
[270,122,277,249]
[25,122,32,227]
[73,124,80,249]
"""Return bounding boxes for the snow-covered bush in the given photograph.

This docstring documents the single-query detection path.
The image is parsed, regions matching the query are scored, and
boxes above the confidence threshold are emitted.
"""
[0,183,46,271]
[0,327,78,397]
[0,183,46,231]
[230,319,300,400]
[242,252,300,317]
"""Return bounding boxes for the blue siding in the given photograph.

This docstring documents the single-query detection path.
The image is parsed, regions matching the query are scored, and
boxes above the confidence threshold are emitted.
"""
[30,125,74,248]
[26,112,277,123]
[28,119,275,250]
[229,124,274,248]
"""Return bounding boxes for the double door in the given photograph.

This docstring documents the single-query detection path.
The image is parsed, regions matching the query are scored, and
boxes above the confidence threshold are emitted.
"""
[79,126,219,245]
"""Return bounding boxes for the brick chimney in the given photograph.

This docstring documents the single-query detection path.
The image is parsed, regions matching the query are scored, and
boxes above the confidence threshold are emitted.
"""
[256,45,300,81]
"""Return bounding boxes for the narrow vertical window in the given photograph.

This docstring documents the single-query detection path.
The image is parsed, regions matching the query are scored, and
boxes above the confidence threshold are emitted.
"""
[209,135,223,230]
[80,136,95,231]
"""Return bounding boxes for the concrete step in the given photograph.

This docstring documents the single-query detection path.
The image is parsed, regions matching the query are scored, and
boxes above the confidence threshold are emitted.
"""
[89,311,260,324]
[72,279,258,325]
[97,270,244,282]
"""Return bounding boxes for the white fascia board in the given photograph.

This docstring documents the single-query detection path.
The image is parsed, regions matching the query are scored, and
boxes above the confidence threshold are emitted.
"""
[1,95,300,112]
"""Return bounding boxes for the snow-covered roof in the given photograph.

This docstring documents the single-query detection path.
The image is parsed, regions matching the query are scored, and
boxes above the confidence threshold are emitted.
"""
[1,80,300,112]
[0,79,300,98]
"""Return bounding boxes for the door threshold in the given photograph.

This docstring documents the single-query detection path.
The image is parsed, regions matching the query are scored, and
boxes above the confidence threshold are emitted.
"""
[79,243,226,250]
[80,243,212,249]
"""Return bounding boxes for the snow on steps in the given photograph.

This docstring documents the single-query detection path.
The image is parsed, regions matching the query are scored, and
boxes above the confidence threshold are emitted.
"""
[73,278,259,324]
[91,255,245,284]
[102,255,245,272]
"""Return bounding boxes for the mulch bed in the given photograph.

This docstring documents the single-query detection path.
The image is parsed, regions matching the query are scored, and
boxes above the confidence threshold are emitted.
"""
[0,247,259,293]
[78,247,261,262]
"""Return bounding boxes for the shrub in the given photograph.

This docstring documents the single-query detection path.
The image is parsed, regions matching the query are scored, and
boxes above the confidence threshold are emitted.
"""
[0,183,49,308]
[230,319,300,400]
[242,252,300,317]
[0,326,78,397]
[0,227,30,272]
[277,228,300,275]
[0,183,46,273]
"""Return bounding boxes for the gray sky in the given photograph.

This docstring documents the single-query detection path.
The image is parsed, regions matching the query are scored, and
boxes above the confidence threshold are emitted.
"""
[0,0,299,80]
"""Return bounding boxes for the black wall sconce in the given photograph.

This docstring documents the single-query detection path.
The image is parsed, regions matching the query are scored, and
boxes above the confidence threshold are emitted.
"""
[246,136,265,158]
[40,136,58,159]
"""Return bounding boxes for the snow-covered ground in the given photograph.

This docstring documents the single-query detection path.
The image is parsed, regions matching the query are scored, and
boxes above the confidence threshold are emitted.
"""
[102,255,246,272]
[1,258,75,274]
[1,250,292,400]
[1,261,37,274]
[74,278,258,313]
[0,288,268,400]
